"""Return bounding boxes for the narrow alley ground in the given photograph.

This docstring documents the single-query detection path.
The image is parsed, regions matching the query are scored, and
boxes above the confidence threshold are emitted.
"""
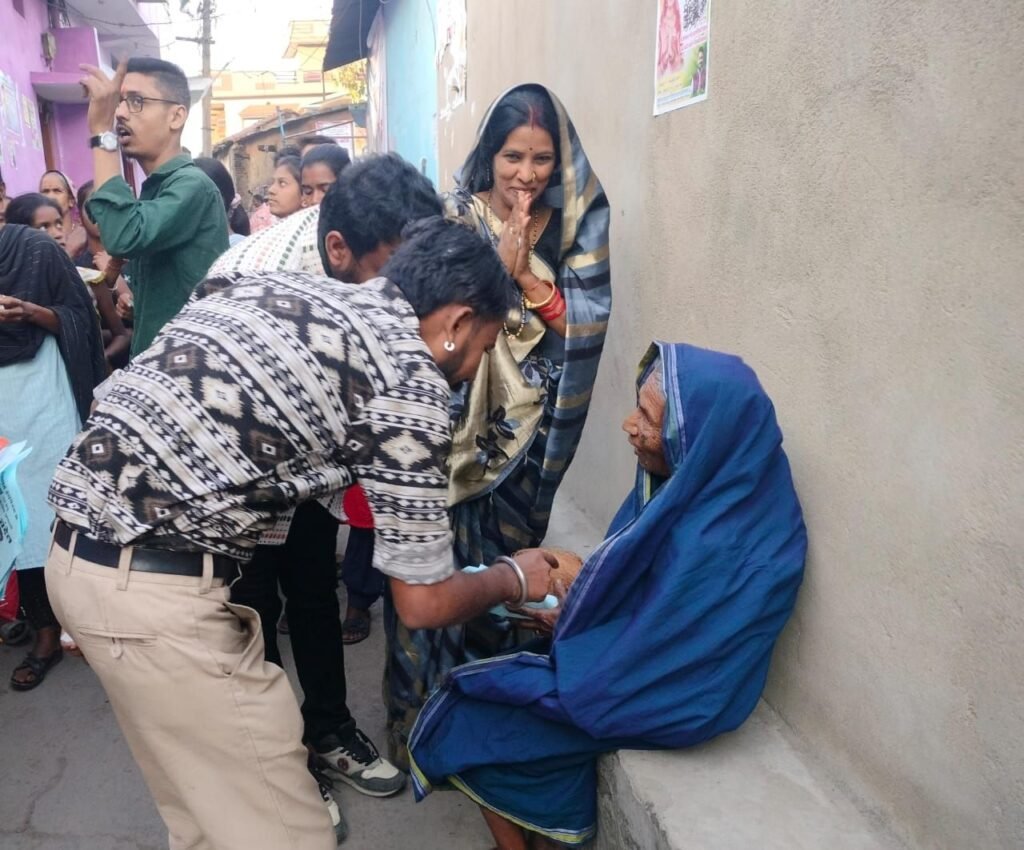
[0,497,601,850]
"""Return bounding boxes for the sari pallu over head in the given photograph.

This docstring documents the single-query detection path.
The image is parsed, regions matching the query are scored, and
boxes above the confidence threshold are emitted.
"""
[409,343,807,843]
[446,83,611,564]
[0,225,106,422]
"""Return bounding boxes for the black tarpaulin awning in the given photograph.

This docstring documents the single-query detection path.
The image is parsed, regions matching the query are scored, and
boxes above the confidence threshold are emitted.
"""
[323,0,382,71]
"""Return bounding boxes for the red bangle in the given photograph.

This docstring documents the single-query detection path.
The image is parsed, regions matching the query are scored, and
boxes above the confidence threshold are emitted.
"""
[536,287,566,322]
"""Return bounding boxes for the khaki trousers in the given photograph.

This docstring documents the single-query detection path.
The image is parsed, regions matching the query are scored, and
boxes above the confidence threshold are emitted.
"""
[44,532,335,850]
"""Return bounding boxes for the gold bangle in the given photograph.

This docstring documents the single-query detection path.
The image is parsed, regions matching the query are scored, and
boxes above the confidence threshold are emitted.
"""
[523,280,557,310]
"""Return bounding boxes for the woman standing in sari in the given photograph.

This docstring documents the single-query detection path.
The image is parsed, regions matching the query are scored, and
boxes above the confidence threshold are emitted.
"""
[0,224,106,690]
[446,84,610,565]
[409,343,807,847]
[383,84,611,765]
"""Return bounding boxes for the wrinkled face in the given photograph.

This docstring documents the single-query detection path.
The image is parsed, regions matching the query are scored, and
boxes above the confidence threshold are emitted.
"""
[115,72,186,160]
[32,205,65,248]
[40,174,73,214]
[622,374,670,477]
[491,123,557,212]
[440,318,505,387]
[267,165,302,217]
[301,162,337,208]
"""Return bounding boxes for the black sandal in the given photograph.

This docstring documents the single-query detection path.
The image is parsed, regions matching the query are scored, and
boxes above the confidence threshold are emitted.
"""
[341,612,371,645]
[10,649,63,692]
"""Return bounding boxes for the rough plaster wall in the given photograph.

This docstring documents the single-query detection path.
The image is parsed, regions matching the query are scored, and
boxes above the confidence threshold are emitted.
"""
[436,1,1024,847]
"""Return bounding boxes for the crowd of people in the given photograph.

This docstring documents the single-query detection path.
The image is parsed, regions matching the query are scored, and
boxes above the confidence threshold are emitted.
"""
[0,55,807,850]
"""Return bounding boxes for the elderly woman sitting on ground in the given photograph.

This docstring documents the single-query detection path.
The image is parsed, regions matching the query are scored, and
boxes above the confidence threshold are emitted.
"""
[409,342,808,849]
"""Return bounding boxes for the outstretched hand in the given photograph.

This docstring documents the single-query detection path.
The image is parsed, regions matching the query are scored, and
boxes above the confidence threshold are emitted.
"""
[509,547,558,603]
[80,59,127,135]
[514,575,569,636]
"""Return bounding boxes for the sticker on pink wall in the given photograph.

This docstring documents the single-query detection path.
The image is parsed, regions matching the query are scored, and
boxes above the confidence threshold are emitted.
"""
[0,72,22,143]
[20,94,41,151]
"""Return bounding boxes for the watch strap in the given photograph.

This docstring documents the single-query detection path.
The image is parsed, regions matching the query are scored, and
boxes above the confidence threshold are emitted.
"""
[90,133,117,151]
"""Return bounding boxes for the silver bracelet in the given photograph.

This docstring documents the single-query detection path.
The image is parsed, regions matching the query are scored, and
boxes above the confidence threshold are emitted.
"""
[494,555,529,607]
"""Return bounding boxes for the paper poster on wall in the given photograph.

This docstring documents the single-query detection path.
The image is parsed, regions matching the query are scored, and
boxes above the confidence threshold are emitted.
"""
[366,10,388,153]
[0,73,23,141]
[436,0,467,117]
[21,94,41,150]
[653,0,711,115]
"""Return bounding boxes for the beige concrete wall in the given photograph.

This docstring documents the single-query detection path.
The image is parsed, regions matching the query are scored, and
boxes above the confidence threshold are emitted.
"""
[435,2,1024,847]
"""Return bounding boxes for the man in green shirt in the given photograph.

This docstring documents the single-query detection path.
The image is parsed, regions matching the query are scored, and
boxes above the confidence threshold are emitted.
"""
[81,58,228,358]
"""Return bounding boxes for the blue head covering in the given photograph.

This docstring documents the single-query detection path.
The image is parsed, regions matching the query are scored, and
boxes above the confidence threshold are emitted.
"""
[409,343,806,843]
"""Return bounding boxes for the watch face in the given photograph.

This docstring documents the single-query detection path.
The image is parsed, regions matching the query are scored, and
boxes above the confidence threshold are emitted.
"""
[99,132,119,152]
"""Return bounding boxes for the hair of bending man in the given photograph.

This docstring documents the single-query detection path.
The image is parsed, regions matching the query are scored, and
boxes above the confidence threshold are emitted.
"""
[382,215,518,321]
[317,152,444,264]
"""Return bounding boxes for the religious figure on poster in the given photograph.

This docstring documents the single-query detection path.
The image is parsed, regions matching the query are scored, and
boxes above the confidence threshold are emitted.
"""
[657,0,683,74]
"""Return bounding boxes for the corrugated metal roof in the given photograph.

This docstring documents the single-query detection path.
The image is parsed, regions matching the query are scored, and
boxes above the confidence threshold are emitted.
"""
[323,0,381,71]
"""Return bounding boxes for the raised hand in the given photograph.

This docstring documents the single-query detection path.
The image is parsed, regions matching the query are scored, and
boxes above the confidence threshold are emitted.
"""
[80,59,128,135]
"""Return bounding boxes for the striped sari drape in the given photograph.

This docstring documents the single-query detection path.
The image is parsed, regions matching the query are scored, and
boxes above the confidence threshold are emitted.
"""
[383,84,611,766]
[449,83,612,564]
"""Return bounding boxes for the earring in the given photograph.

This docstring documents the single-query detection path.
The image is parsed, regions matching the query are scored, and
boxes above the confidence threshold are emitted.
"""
[443,340,456,352]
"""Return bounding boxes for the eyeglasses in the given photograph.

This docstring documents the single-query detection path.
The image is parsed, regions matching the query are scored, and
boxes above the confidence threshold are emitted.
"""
[119,94,182,114]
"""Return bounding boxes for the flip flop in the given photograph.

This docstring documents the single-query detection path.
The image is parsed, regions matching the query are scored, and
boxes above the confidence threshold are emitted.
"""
[10,649,63,691]
[341,612,371,645]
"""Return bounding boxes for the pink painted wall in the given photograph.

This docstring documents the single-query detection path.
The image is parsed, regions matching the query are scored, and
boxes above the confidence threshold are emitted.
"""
[51,26,99,73]
[0,0,50,195]
[53,102,92,193]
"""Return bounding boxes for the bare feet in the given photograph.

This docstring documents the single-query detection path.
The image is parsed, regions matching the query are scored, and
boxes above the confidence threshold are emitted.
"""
[481,806,530,850]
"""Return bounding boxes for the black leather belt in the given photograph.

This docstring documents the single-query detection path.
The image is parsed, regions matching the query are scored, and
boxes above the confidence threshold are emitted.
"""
[54,521,238,580]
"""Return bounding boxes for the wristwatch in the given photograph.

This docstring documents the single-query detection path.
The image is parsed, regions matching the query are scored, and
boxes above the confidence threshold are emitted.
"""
[89,131,119,152]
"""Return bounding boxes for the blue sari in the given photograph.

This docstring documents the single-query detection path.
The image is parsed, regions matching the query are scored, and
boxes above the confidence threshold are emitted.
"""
[408,343,807,843]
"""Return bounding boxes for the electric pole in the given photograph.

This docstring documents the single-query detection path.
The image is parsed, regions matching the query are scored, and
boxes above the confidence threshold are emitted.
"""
[176,1,215,156]
[200,0,212,156]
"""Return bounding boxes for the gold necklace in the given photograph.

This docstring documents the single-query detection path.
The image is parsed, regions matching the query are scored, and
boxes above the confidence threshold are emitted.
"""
[504,293,528,338]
